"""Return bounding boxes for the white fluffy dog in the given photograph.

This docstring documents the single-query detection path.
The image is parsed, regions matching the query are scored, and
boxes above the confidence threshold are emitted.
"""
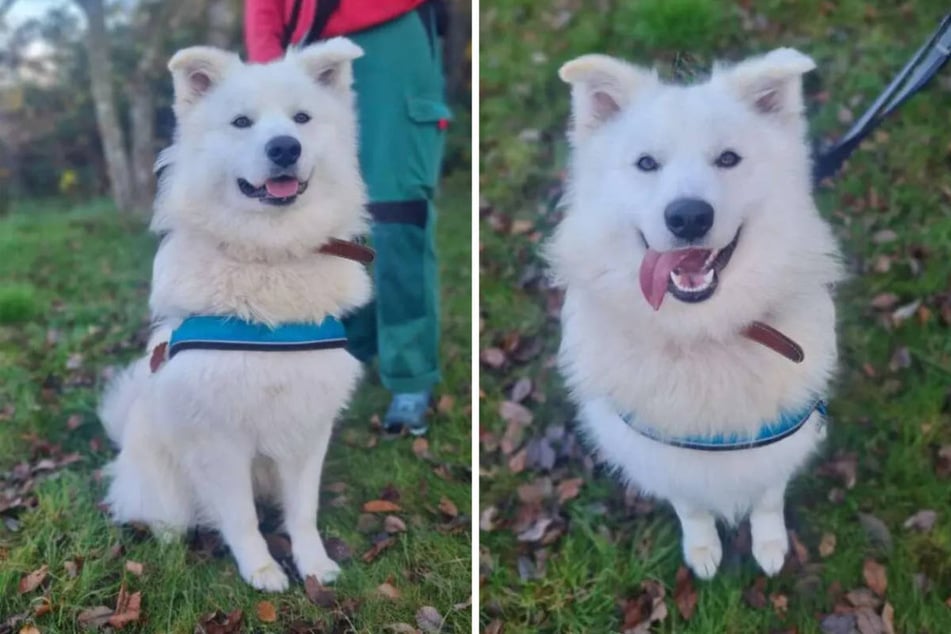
[99,39,371,591]
[549,49,843,578]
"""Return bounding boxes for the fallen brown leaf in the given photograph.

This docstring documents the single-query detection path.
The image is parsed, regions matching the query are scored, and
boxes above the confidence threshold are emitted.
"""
[770,593,788,616]
[416,606,443,633]
[819,532,837,558]
[363,500,402,513]
[78,606,114,629]
[362,536,396,563]
[863,559,888,596]
[480,348,507,369]
[256,601,277,623]
[673,565,697,620]
[870,293,899,310]
[882,602,895,634]
[377,582,401,600]
[18,565,48,594]
[19,625,41,634]
[412,437,431,459]
[436,394,454,414]
[845,588,882,609]
[902,509,937,532]
[438,496,459,518]
[304,575,337,608]
[124,560,144,577]
[556,477,583,503]
[195,609,244,634]
[383,515,407,533]
[743,576,767,609]
[107,585,141,628]
[483,619,503,634]
[498,401,532,426]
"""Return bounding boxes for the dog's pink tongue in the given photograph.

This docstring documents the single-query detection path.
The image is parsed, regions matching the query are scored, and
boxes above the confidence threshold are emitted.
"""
[638,249,708,310]
[265,179,298,198]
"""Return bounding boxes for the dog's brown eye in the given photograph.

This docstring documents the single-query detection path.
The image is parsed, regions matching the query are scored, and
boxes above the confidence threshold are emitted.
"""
[293,112,311,124]
[231,116,253,129]
[636,155,660,172]
[715,150,742,168]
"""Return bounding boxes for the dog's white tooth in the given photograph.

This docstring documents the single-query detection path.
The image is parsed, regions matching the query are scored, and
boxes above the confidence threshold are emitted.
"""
[703,269,714,284]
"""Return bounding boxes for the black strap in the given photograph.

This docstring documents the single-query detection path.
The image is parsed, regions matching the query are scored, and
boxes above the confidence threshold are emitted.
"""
[368,200,428,228]
[813,13,951,185]
[307,0,342,44]
[281,0,303,49]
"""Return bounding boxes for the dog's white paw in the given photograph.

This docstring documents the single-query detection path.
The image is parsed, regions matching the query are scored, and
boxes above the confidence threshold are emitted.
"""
[753,537,788,577]
[298,557,342,585]
[245,560,289,592]
[684,539,722,580]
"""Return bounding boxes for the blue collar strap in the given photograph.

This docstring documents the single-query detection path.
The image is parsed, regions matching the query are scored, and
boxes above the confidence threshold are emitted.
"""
[167,315,347,359]
[620,399,826,451]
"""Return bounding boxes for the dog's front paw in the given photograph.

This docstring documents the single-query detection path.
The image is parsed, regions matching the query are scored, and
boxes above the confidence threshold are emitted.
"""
[753,537,788,576]
[298,557,342,584]
[684,538,722,580]
[245,560,290,592]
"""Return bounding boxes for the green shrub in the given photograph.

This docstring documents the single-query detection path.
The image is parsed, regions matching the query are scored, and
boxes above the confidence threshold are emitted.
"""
[0,283,41,324]
[623,0,724,52]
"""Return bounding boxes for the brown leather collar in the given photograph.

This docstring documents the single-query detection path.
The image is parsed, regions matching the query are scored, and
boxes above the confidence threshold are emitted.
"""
[742,321,804,363]
[317,238,375,264]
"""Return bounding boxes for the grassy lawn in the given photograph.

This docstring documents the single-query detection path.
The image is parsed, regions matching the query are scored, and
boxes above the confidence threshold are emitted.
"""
[479,1,951,632]
[0,169,471,633]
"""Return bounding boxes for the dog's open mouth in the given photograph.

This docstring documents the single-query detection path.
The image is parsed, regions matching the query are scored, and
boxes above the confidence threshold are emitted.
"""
[639,228,741,310]
[237,177,308,206]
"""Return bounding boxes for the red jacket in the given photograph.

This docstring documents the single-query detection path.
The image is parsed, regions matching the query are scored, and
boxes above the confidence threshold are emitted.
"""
[245,0,426,63]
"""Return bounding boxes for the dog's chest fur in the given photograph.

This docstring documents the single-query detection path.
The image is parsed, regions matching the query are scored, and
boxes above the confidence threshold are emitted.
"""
[149,232,372,326]
[559,287,837,437]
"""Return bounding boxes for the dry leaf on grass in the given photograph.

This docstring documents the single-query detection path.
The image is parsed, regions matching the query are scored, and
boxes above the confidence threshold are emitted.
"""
[256,601,277,623]
[819,532,837,557]
[863,559,888,596]
[902,509,936,532]
[195,609,244,634]
[363,500,402,513]
[107,585,141,628]
[124,560,144,577]
[673,566,697,620]
[304,575,337,608]
[362,536,397,563]
[377,582,401,601]
[383,515,407,533]
[78,606,115,629]
[18,566,48,594]
[412,438,432,460]
[556,478,583,503]
[438,496,459,518]
[416,606,444,633]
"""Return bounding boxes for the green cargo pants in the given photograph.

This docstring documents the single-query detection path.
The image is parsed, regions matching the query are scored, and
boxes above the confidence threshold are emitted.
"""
[343,5,449,393]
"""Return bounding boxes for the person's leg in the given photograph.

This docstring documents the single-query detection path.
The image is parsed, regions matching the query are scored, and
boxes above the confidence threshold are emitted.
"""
[348,6,448,433]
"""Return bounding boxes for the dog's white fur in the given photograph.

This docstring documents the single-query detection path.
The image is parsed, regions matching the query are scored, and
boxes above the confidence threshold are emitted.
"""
[550,49,843,578]
[99,39,371,592]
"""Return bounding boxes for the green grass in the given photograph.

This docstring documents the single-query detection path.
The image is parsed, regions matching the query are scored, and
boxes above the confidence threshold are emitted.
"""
[0,170,471,632]
[480,1,951,632]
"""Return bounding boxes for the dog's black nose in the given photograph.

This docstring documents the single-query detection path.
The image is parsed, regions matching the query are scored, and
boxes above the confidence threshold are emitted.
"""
[664,198,714,241]
[265,135,301,168]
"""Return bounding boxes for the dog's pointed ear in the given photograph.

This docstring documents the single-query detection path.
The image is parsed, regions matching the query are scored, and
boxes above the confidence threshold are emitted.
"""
[293,38,364,92]
[559,54,656,141]
[718,48,815,119]
[168,46,238,109]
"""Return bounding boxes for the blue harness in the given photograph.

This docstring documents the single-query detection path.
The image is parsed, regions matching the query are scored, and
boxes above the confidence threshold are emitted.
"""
[166,315,347,360]
[620,399,827,451]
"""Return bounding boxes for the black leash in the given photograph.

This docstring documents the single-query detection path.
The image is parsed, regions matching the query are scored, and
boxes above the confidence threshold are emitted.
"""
[813,13,951,185]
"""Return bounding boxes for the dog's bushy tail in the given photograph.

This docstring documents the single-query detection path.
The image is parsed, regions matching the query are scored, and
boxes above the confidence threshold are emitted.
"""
[99,358,150,446]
